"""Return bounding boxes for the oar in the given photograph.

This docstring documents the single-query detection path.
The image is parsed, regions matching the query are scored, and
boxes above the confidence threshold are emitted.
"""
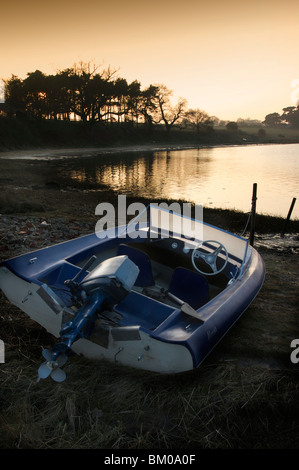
[164,291,205,322]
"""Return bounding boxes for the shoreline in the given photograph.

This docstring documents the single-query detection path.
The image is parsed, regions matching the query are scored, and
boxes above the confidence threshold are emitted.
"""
[0,140,298,160]
[0,143,298,239]
[1,206,298,265]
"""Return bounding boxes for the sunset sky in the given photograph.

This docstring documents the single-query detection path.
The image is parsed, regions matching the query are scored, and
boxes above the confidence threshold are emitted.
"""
[1,0,298,121]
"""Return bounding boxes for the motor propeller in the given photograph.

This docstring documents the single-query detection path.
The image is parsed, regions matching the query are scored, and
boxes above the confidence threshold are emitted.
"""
[36,255,133,384]
[37,349,68,383]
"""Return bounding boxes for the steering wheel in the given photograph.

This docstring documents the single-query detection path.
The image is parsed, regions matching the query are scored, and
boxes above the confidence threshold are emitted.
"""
[191,240,228,276]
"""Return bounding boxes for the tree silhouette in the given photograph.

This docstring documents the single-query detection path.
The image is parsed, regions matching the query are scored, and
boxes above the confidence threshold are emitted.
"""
[281,106,299,128]
[4,75,25,118]
[23,70,49,119]
[184,108,213,134]
[263,112,281,127]
[154,84,188,134]
[3,62,212,136]
[127,80,141,125]
[111,78,129,123]
[137,85,159,132]
[226,121,239,132]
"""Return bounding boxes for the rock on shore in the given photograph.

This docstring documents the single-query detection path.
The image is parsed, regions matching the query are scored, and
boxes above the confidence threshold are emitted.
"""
[0,214,95,261]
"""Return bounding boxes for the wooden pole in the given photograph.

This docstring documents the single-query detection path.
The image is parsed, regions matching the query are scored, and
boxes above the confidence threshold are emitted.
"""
[249,183,257,246]
[281,197,296,238]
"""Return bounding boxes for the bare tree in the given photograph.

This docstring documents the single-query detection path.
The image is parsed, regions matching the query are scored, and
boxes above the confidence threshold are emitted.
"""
[154,84,187,134]
[184,108,213,134]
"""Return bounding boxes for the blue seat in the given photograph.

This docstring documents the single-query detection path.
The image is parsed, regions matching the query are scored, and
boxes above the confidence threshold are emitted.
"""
[168,267,209,309]
[116,244,155,287]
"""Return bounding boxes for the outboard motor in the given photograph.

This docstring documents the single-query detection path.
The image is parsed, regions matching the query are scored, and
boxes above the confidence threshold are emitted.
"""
[79,255,140,306]
[37,255,139,382]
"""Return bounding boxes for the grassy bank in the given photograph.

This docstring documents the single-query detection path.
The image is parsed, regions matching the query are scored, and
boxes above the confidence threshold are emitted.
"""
[1,117,299,151]
[0,244,298,449]
[0,187,298,236]
[0,197,299,449]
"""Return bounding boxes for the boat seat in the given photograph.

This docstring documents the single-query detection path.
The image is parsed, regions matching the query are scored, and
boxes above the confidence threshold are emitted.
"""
[168,267,209,310]
[117,244,155,287]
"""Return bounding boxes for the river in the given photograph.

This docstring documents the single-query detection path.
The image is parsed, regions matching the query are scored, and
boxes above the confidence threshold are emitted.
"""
[1,143,298,218]
[62,143,299,218]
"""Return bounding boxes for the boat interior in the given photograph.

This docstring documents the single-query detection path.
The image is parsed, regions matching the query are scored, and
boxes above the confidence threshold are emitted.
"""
[38,234,243,334]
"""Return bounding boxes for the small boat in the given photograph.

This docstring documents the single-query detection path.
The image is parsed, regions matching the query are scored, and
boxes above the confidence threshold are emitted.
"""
[0,205,265,381]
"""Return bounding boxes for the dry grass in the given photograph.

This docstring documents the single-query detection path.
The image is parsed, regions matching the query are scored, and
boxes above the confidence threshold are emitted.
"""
[1,248,299,449]
[237,126,299,141]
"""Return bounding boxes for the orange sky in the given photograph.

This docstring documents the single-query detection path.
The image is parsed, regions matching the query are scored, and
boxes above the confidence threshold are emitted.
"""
[1,0,298,121]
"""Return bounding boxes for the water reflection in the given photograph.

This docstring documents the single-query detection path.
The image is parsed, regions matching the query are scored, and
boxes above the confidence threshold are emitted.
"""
[63,144,298,218]
[69,149,213,199]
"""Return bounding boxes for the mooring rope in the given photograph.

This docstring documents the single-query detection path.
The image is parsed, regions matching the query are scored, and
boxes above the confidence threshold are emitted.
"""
[241,212,251,237]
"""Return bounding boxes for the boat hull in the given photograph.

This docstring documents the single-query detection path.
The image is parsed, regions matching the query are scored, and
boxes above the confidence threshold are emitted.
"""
[0,240,265,373]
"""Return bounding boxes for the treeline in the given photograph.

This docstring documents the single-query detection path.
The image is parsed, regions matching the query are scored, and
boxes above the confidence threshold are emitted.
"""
[1,61,298,150]
[1,62,213,136]
[264,106,299,128]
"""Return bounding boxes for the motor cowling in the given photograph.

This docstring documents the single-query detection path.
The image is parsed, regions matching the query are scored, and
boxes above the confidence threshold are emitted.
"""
[79,255,140,308]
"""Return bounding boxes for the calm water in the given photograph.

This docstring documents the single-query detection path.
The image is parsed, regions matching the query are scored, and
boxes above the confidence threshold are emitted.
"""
[3,143,298,218]
[60,143,299,218]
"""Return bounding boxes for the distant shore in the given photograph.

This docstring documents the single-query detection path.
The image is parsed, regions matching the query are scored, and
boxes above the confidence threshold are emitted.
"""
[1,116,299,152]
[0,139,298,160]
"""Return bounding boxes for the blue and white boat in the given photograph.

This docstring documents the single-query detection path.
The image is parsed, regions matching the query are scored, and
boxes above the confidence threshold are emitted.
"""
[0,205,265,381]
